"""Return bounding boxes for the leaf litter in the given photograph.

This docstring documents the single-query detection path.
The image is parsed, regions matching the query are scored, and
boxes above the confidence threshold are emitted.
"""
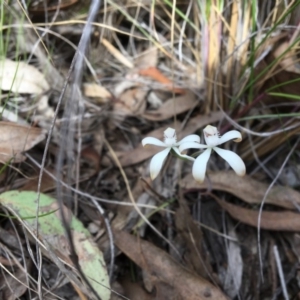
[0,1,300,300]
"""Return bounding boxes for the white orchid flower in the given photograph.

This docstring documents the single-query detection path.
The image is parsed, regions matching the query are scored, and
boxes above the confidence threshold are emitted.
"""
[142,127,200,180]
[179,125,246,182]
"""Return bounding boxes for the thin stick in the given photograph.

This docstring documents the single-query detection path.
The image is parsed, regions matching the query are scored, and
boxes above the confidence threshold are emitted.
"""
[273,245,289,300]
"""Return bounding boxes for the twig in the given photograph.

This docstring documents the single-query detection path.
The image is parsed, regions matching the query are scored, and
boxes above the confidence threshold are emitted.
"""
[273,245,289,300]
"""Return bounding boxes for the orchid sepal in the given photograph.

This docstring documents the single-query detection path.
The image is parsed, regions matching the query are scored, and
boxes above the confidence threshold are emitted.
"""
[179,142,208,152]
[172,147,195,162]
[142,137,166,147]
[213,147,245,176]
[192,148,212,182]
[218,130,242,145]
[177,134,200,145]
[149,148,171,180]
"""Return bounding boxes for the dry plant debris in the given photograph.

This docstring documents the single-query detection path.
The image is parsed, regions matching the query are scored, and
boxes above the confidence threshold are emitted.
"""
[0,0,300,299]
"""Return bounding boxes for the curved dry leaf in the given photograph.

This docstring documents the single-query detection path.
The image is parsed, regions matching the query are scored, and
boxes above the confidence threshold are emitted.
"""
[214,196,300,231]
[143,92,198,121]
[0,59,49,94]
[116,111,223,167]
[0,121,45,163]
[114,229,228,300]
[180,171,300,210]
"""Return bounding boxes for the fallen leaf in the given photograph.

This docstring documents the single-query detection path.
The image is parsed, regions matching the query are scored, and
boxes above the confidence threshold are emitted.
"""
[143,91,198,121]
[83,83,112,102]
[0,191,111,300]
[0,59,49,94]
[116,111,223,167]
[139,67,185,94]
[213,195,300,232]
[180,171,300,210]
[113,229,228,300]
[0,121,45,163]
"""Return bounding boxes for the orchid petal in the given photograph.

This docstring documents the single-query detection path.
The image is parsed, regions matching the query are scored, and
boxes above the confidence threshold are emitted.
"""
[142,137,166,147]
[192,148,212,182]
[164,127,176,138]
[203,125,220,146]
[213,147,246,176]
[218,130,242,145]
[172,147,195,162]
[179,142,208,152]
[149,147,171,180]
[177,134,200,145]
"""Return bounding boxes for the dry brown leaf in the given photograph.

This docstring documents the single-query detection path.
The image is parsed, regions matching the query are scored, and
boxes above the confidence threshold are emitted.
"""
[143,91,198,121]
[83,83,112,102]
[0,59,49,94]
[0,121,45,163]
[113,229,228,300]
[139,66,185,94]
[181,171,300,210]
[116,111,223,167]
[214,196,300,232]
